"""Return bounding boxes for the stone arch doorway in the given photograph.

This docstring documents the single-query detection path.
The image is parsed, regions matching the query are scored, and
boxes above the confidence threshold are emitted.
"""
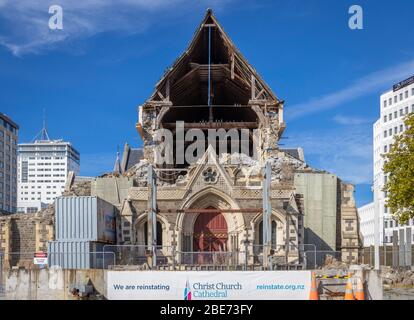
[193,207,228,252]
[177,187,245,253]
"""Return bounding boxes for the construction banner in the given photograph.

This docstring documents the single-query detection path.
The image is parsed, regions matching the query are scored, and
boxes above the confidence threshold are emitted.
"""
[107,271,311,300]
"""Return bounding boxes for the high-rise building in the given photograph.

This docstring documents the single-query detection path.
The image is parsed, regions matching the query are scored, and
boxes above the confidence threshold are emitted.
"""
[0,113,19,214]
[358,75,414,246]
[17,126,80,213]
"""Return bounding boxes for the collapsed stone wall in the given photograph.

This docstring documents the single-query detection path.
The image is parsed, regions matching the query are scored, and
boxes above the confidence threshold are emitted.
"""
[0,206,55,268]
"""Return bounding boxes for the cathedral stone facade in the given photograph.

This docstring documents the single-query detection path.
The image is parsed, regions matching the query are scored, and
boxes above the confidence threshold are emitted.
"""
[113,10,361,267]
[0,10,361,270]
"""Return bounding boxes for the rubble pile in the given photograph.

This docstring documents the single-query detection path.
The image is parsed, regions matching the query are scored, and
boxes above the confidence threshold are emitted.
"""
[62,180,92,197]
[322,254,349,270]
[382,267,414,288]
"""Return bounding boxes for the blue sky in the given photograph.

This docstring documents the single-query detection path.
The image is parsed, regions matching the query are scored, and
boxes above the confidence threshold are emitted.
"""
[1,0,414,207]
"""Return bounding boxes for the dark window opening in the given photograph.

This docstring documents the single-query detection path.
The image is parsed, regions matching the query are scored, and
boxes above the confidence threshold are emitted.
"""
[144,221,163,246]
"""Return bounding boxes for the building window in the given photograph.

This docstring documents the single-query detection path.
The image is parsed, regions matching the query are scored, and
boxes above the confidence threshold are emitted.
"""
[384,115,387,122]
[394,111,398,118]
[384,131,387,138]
[405,91,409,98]
[394,127,398,134]
[400,109,403,116]
[400,93,403,101]
[406,106,409,114]
[389,98,392,105]
[384,100,387,108]
[389,113,392,120]
[400,125,403,132]
[394,96,397,103]
[389,128,392,136]
[384,145,388,153]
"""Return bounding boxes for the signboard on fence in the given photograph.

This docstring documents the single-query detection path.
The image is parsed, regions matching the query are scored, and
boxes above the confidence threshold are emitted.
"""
[33,252,48,266]
[107,271,311,300]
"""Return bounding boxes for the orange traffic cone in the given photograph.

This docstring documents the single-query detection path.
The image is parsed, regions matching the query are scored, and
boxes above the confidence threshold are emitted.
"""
[355,277,365,300]
[309,272,319,300]
[344,273,355,300]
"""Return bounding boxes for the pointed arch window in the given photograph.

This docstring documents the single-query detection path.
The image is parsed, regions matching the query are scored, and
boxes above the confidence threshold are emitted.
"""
[259,220,277,247]
[144,221,163,246]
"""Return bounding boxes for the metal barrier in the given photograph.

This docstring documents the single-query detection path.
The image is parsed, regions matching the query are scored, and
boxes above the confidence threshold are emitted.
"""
[0,245,357,272]
[103,245,174,268]
[178,251,234,267]
[359,246,414,268]
[100,244,348,270]
[0,251,115,271]
[48,251,116,270]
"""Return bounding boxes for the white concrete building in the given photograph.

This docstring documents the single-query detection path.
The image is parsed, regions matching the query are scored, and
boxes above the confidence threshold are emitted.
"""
[17,131,80,214]
[357,202,375,246]
[358,75,414,246]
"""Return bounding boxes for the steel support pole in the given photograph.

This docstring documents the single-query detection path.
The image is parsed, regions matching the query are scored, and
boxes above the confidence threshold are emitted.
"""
[262,161,272,269]
[147,166,157,268]
[406,227,412,269]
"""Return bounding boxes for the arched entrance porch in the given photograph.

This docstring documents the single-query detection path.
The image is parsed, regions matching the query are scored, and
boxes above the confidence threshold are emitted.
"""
[176,187,245,264]
[193,207,228,252]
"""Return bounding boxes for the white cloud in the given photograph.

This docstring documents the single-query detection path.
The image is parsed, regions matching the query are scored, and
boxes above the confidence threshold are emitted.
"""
[287,59,414,120]
[0,0,234,56]
[287,126,372,185]
[333,114,373,126]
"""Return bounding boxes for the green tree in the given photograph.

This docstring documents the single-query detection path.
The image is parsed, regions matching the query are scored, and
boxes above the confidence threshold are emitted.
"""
[383,112,414,224]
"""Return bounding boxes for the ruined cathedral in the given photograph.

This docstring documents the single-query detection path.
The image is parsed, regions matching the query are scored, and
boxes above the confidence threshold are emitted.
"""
[0,10,360,269]
[105,10,361,267]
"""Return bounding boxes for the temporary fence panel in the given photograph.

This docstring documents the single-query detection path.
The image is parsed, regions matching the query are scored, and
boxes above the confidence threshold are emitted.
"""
[102,244,342,270]
[105,245,174,267]
[48,241,115,269]
[55,196,116,243]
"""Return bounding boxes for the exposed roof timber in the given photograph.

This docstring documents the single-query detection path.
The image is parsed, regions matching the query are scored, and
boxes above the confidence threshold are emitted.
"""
[162,122,258,129]
[146,9,279,104]
[166,64,252,104]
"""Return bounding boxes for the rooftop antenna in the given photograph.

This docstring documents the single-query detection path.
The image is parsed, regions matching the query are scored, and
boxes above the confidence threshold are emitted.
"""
[32,108,51,142]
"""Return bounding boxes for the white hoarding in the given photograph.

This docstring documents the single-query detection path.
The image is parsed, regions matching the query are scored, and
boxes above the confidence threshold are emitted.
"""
[107,271,311,300]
